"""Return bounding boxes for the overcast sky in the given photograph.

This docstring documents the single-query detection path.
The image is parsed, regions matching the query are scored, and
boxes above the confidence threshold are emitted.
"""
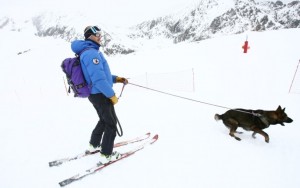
[0,0,295,26]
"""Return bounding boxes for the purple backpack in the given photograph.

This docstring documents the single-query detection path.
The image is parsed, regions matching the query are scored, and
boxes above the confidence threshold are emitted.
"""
[61,49,91,98]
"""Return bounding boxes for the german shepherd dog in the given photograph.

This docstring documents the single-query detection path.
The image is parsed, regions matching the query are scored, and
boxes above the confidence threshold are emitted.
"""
[214,105,293,143]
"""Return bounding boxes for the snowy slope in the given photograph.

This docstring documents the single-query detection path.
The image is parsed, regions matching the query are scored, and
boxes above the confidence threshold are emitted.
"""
[0,26,300,188]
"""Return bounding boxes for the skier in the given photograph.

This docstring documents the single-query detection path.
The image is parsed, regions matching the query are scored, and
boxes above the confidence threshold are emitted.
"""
[71,25,128,163]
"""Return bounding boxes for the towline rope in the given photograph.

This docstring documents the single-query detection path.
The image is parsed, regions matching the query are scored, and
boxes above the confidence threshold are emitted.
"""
[127,82,262,117]
[128,83,230,110]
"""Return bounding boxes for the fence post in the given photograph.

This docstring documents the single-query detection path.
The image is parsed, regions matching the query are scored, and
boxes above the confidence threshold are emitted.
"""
[289,59,300,93]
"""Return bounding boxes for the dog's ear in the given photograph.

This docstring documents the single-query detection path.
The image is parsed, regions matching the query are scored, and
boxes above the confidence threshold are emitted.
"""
[276,105,282,112]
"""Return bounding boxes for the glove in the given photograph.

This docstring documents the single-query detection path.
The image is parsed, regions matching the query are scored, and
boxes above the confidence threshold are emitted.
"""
[110,95,118,105]
[116,76,128,84]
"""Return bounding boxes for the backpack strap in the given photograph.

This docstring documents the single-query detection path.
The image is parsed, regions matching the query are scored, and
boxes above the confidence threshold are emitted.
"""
[76,48,92,57]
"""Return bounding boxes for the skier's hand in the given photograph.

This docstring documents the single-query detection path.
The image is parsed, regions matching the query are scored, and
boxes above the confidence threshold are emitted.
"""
[116,77,128,84]
[110,95,118,105]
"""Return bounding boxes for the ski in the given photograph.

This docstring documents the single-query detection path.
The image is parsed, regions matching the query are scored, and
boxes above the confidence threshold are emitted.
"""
[49,132,151,167]
[59,134,158,187]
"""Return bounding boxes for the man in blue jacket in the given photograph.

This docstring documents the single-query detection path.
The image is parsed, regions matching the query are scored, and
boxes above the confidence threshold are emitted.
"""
[71,26,128,163]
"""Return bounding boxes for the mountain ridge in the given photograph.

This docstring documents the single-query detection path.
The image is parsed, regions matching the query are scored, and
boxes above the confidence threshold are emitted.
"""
[131,0,300,43]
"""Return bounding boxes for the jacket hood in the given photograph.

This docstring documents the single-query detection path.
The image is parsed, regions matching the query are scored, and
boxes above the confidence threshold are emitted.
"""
[71,39,100,54]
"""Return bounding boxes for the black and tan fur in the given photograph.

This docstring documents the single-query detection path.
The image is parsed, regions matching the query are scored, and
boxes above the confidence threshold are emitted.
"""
[215,105,293,143]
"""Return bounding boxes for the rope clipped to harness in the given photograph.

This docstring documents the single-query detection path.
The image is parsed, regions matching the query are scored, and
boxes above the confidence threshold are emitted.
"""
[252,111,269,127]
[251,111,262,117]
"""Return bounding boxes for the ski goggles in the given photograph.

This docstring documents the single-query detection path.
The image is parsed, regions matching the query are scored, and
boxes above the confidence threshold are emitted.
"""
[84,26,102,38]
[90,26,101,34]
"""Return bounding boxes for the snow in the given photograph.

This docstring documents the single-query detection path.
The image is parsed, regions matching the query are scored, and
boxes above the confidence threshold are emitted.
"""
[0,24,300,188]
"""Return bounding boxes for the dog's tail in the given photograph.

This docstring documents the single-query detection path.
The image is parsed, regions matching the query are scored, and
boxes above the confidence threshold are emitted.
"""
[214,114,222,121]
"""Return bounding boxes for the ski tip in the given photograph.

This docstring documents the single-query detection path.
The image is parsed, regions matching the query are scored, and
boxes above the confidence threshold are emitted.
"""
[153,134,159,140]
[59,182,67,187]
[49,161,61,167]
[59,178,75,187]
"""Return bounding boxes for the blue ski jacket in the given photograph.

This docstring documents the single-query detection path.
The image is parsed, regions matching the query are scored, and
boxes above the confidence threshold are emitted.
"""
[71,40,116,98]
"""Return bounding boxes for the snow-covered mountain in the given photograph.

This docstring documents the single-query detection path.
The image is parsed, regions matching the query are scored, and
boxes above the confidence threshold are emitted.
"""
[132,0,300,43]
[0,12,135,56]
[1,0,299,54]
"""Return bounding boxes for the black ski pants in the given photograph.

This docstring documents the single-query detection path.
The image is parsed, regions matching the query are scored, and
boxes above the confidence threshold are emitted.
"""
[88,93,117,155]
